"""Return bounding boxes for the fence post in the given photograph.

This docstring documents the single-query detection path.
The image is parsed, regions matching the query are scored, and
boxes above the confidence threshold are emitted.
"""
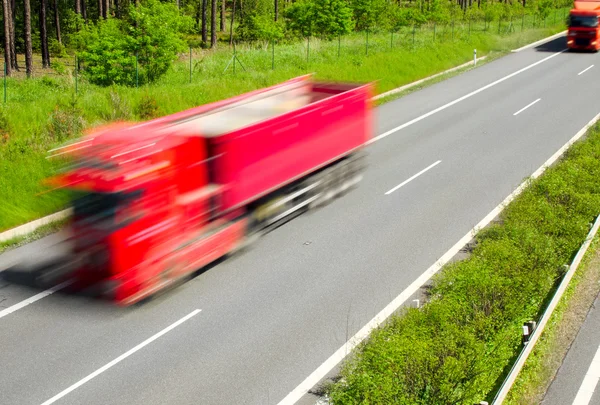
[3,62,6,103]
[522,12,525,31]
[271,40,275,70]
[433,22,436,41]
[135,53,139,88]
[390,31,394,49]
[412,25,416,48]
[469,18,471,37]
[474,48,477,66]
[306,36,310,63]
[338,34,341,57]
[498,17,501,34]
[366,29,369,55]
[452,19,455,40]
[189,46,192,83]
[75,55,78,95]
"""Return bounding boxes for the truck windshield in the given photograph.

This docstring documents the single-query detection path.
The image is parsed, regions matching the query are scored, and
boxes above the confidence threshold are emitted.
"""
[570,15,599,28]
[72,190,142,230]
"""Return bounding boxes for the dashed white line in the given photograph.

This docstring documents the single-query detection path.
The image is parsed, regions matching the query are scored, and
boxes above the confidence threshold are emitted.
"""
[0,281,72,320]
[276,110,600,405]
[572,343,600,405]
[39,309,202,405]
[578,65,594,76]
[513,98,541,116]
[385,161,441,195]
[367,49,565,144]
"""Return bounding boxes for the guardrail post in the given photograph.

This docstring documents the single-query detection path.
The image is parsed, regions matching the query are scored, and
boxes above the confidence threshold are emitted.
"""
[474,49,477,66]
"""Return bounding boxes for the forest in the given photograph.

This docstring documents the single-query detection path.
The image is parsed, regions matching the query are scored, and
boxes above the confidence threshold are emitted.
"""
[1,0,567,86]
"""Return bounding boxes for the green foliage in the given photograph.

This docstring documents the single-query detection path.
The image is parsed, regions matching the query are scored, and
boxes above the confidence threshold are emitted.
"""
[239,13,285,42]
[284,0,353,39]
[327,126,600,404]
[135,94,161,119]
[351,0,389,31]
[77,0,193,86]
[46,99,86,143]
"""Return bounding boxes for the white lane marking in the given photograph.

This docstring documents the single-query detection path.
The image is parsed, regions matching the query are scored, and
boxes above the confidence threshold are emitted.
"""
[572,343,600,405]
[40,309,202,405]
[578,65,594,76]
[385,160,441,195]
[276,110,600,405]
[513,98,541,116]
[0,49,568,317]
[0,281,72,320]
[367,50,566,145]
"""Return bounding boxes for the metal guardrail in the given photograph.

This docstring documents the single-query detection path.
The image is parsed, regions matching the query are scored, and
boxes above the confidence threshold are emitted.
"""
[491,213,600,405]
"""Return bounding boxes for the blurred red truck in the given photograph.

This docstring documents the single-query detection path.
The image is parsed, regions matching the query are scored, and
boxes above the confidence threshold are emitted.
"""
[45,75,374,305]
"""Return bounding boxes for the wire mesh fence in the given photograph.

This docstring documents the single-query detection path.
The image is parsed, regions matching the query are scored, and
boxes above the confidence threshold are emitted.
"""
[2,7,569,103]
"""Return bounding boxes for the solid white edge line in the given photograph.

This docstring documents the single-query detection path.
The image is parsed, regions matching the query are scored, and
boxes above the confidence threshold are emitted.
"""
[39,309,202,405]
[385,160,441,195]
[572,344,600,405]
[578,65,594,76]
[0,281,72,320]
[367,49,566,145]
[513,98,541,116]
[0,31,568,246]
[278,111,600,405]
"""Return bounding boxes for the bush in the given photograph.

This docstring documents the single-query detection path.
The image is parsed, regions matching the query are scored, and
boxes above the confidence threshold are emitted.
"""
[135,94,161,119]
[46,100,86,143]
[77,0,193,86]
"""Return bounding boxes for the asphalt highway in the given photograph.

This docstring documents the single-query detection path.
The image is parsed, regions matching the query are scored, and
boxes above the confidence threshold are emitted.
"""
[1,34,599,405]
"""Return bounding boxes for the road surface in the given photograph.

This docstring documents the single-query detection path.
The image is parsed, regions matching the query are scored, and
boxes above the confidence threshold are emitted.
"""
[1,34,599,405]
[542,290,600,405]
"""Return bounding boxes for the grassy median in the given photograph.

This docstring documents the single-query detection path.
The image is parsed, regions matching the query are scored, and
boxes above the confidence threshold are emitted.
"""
[325,122,600,404]
[0,11,568,232]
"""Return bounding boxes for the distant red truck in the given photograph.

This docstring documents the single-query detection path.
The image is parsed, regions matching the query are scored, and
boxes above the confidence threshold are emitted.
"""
[567,0,600,51]
[45,75,374,305]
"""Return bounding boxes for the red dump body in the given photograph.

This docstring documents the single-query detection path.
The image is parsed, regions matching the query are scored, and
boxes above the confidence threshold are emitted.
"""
[151,75,372,211]
[47,75,374,305]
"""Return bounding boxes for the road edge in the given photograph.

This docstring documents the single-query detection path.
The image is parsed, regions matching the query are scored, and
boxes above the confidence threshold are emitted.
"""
[0,30,568,245]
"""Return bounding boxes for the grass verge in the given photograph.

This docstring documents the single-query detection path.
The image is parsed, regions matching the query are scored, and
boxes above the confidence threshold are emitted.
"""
[326,122,600,404]
[0,13,568,233]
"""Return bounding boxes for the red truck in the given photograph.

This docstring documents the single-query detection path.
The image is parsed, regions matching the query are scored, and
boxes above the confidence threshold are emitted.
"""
[44,75,373,306]
[567,0,600,51]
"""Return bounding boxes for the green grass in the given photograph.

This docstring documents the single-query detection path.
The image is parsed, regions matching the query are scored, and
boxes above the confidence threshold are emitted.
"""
[326,123,600,404]
[0,10,568,232]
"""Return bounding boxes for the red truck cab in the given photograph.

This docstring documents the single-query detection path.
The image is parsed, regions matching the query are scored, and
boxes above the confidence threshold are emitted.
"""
[567,1,600,51]
[45,75,373,306]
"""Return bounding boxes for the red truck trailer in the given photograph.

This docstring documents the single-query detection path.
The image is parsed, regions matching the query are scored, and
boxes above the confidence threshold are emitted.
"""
[567,0,600,51]
[45,75,373,306]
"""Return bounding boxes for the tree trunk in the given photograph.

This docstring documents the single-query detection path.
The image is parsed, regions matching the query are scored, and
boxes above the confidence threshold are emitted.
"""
[220,0,225,31]
[53,0,61,43]
[201,0,207,43]
[23,0,33,77]
[104,0,109,17]
[75,0,80,14]
[9,0,17,70]
[228,0,235,46]
[210,0,216,47]
[97,0,103,19]
[40,0,50,68]
[2,0,11,76]
[274,0,277,21]
[81,0,87,20]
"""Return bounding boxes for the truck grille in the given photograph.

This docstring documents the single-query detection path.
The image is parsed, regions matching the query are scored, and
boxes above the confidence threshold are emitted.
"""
[575,38,590,46]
